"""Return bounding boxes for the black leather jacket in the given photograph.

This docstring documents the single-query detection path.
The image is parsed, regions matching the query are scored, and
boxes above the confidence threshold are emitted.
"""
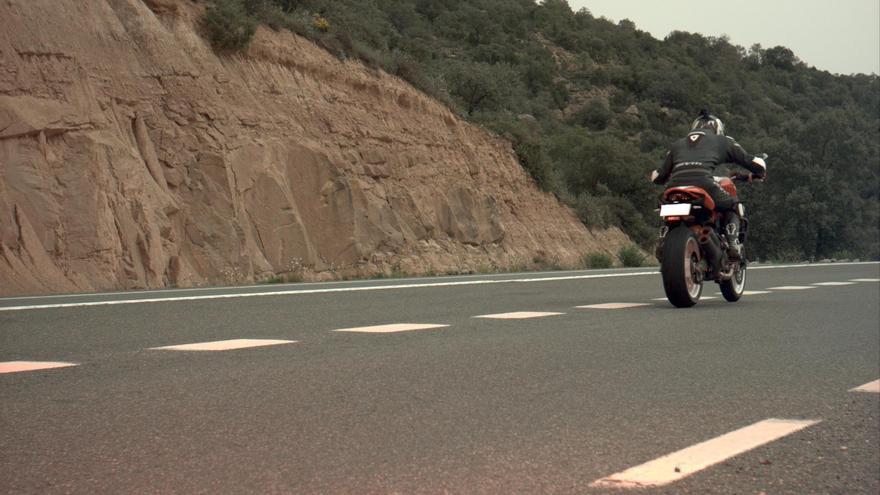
[653,131,766,185]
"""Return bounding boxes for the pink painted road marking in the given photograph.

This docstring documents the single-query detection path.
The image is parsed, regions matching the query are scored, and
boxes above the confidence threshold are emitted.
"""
[473,311,563,319]
[577,303,651,310]
[0,361,78,374]
[151,339,296,351]
[333,323,448,333]
[591,418,819,489]
[850,380,880,393]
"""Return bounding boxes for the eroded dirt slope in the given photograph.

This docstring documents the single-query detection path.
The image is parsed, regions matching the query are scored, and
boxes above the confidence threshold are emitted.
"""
[0,0,629,295]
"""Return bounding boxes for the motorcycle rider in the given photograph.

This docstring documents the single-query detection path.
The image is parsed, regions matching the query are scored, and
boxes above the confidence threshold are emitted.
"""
[650,110,767,259]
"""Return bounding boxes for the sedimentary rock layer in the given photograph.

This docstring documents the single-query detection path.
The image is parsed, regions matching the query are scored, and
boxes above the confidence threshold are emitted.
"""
[0,0,629,295]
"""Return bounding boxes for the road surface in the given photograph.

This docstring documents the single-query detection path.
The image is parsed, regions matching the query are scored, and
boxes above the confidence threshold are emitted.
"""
[2,262,878,494]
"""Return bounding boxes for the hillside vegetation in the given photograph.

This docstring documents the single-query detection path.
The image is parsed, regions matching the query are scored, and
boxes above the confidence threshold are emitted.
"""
[202,0,880,261]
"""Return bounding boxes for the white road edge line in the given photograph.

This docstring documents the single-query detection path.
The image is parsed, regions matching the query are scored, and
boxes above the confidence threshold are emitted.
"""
[590,418,820,489]
[3,261,871,303]
[0,272,658,312]
[1,261,876,312]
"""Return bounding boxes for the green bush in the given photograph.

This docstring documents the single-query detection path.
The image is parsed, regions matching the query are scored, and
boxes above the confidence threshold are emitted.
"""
[514,141,552,189]
[532,253,563,271]
[201,0,257,52]
[259,272,304,284]
[312,14,330,32]
[618,244,646,267]
[571,99,612,130]
[573,193,613,228]
[583,252,613,269]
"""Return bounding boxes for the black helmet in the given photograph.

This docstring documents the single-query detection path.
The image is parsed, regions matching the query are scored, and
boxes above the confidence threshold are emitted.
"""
[691,109,724,136]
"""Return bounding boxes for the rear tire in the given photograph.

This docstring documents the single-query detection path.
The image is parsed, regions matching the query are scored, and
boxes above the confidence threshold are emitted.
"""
[661,226,703,308]
[720,261,746,302]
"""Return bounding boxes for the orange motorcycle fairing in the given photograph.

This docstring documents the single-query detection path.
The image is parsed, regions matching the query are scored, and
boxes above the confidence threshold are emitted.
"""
[662,186,716,211]
[718,177,738,198]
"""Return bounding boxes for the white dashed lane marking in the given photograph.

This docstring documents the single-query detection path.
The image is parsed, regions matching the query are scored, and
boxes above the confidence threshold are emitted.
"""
[667,296,718,301]
[0,361,78,374]
[151,339,297,351]
[850,278,880,282]
[714,291,770,296]
[811,282,856,286]
[332,323,449,333]
[577,303,651,309]
[473,311,563,319]
[766,286,816,290]
[850,380,880,393]
[590,419,820,489]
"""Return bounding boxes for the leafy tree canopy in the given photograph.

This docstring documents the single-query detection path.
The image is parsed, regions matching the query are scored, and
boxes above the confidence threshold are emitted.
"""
[202,0,879,260]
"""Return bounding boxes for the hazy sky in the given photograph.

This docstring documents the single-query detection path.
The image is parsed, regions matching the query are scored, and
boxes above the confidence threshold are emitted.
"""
[568,0,880,75]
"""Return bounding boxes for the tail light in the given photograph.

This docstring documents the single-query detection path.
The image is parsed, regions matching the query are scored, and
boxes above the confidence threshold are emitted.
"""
[666,191,696,203]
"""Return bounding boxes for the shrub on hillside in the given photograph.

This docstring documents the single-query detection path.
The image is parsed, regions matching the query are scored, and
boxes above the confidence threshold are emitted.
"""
[201,0,257,52]
[312,14,330,32]
[573,193,613,229]
[583,252,613,269]
[618,244,646,267]
[514,140,554,192]
[571,99,612,130]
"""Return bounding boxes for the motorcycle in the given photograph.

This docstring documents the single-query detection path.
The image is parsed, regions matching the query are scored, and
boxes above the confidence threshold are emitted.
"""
[655,159,765,308]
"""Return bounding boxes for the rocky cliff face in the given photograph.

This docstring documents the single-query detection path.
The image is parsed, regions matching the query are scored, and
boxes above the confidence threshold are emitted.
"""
[0,0,630,296]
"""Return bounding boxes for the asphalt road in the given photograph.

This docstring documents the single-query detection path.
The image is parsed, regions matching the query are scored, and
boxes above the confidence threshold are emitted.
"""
[1,262,878,494]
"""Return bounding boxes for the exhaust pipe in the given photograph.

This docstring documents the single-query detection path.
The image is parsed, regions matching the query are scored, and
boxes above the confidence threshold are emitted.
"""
[698,227,722,275]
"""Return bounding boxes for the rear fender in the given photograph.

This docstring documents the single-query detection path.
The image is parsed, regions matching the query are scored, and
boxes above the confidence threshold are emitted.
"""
[663,186,716,211]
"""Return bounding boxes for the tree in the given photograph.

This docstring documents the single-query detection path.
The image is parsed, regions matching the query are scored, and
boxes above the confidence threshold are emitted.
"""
[763,46,799,71]
[444,61,519,115]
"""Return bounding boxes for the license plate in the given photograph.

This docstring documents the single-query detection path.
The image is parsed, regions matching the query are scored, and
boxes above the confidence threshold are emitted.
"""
[660,203,692,217]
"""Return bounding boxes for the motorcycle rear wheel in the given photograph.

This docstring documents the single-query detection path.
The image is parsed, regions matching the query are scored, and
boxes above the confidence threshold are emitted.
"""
[661,226,703,308]
[720,261,746,302]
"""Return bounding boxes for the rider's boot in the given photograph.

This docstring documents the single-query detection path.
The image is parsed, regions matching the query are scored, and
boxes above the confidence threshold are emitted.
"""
[725,215,742,260]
